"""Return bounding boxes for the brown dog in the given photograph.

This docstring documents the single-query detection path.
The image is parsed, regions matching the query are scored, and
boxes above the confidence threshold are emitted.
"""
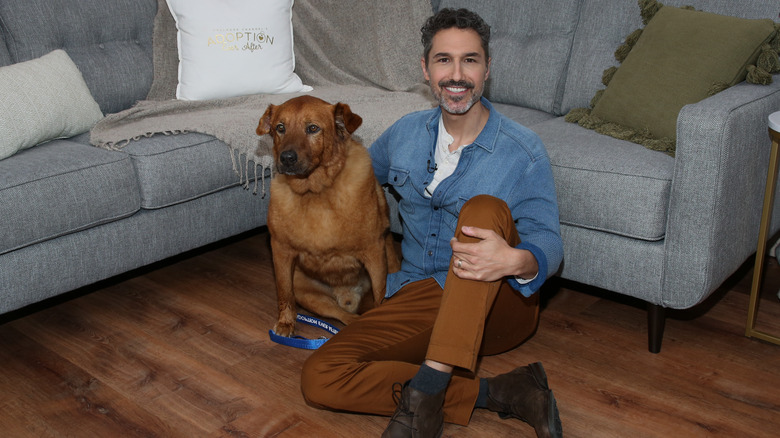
[256,95,400,337]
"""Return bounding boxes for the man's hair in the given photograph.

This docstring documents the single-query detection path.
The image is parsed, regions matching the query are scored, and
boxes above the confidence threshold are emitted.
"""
[421,8,491,65]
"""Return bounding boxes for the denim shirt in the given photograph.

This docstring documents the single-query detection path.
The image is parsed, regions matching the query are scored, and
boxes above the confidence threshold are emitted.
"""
[369,98,563,299]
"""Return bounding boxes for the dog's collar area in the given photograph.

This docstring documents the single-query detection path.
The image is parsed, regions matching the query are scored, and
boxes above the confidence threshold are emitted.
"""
[268,313,341,349]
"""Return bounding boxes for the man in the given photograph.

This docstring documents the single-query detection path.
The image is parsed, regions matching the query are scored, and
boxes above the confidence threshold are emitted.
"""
[300,8,563,438]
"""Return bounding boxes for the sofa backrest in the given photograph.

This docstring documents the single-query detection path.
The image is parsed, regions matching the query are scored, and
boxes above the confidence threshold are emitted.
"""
[0,29,10,67]
[559,0,780,115]
[0,0,156,114]
[292,0,433,92]
[436,0,581,115]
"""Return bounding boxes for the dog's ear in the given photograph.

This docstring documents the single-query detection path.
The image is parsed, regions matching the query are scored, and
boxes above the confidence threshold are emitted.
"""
[256,104,276,136]
[334,102,362,136]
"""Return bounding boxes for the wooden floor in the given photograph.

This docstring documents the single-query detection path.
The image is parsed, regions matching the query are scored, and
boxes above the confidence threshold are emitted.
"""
[1,228,779,437]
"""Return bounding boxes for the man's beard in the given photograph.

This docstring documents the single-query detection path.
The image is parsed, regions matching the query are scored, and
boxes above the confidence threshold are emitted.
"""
[430,80,483,115]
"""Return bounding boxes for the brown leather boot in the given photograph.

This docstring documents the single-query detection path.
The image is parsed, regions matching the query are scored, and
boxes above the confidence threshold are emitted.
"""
[485,362,563,438]
[382,382,445,438]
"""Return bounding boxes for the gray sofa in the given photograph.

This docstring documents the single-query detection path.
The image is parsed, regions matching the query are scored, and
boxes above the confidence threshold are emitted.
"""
[1,0,779,354]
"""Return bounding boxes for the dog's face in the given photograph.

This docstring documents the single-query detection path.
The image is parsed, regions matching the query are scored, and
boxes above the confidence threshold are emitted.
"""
[256,96,362,176]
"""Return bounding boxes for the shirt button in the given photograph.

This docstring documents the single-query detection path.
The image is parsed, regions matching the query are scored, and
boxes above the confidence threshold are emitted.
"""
[427,251,433,256]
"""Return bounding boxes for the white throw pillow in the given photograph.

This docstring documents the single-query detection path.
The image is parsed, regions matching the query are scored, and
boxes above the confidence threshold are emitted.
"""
[0,49,104,161]
[166,0,312,101]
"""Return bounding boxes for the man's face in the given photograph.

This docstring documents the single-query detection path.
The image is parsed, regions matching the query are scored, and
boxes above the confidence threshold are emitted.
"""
[422,27,490,115]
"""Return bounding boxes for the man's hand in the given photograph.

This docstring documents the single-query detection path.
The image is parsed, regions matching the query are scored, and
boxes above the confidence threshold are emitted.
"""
[450,226,538,282]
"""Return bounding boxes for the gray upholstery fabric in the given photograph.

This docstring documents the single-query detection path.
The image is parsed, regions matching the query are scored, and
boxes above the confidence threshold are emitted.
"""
[490,103,556,128]
[0,186,268,314]
[0,0,156,114]
[292,0,433,91]
[558,0,643,114]
[663,80,780,308]
[0,140,140,255]
[532,118,674,241]
[122,133,246,209]
[559,224,666,304]
[0,28,10,66]
[437,0,581,114]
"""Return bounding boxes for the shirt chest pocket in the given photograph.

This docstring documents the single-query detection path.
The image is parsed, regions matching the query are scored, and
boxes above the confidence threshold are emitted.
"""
[388,167,415,215]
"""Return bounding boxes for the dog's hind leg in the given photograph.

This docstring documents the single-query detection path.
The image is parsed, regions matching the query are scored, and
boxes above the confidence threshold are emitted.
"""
[293,271,362,326]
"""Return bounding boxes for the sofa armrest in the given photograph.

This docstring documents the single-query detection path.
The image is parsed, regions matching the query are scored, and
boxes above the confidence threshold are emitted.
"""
[661,79,780,308]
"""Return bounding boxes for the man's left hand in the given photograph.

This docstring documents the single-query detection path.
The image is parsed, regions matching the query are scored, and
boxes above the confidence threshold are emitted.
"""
[450,226,538,282]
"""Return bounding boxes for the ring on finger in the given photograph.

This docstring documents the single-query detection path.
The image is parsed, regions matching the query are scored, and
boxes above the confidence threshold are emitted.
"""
[457,259,462,269]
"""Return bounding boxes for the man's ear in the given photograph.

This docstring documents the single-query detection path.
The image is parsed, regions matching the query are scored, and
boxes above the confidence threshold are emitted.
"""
[256,104,276,136]
[421,56,430,82]
[334,102,362,136]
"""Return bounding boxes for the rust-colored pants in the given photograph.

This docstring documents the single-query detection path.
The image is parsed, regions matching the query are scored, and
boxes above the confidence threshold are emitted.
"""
[300,195,540,425]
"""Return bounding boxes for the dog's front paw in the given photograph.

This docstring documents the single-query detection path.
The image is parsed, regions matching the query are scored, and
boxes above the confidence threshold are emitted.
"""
[273,321,296,337]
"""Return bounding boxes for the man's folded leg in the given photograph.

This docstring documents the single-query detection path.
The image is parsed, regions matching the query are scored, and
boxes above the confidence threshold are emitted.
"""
[300,278,482,426]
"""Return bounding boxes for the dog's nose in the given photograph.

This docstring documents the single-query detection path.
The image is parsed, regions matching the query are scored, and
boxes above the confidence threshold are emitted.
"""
[279,150,298,167]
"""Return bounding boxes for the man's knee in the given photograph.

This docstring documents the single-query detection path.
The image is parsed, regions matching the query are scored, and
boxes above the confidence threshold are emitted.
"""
[458,195,513,234]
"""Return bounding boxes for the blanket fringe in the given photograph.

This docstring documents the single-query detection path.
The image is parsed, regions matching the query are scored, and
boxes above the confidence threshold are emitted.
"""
[230,146,273,197]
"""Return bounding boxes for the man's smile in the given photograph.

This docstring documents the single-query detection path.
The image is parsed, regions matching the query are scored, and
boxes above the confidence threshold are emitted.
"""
[440,81,473,99]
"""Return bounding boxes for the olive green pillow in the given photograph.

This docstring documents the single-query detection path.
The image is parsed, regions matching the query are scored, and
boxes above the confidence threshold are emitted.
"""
[567,3,778,155]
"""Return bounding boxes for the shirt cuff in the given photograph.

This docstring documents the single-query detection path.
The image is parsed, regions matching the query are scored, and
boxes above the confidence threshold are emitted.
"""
[507,242,548,297]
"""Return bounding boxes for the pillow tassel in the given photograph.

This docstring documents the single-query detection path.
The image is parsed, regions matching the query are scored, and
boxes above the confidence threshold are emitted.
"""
[638,0,662,25]
[577,112,605,130]
[771,25,780,53]
[596,122,637,141]
[746,64,773,85]
[564,107,590,123]
[602,66,618,86]
[707,82,730,96]
[615,29,643,63]
[641,136,675,156]
[757,42,780,74]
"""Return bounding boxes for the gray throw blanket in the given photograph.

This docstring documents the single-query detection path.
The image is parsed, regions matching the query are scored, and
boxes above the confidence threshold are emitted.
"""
[89,86,435,195]
[90,93,298,195]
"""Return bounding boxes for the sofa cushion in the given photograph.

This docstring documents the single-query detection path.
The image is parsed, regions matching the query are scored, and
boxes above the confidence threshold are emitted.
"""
[292,0,433,92]
[0,50,104,161]
[0,0,156,114]
[0,140,141,255]
[121,133,248,209]
[437,0,580,115]
[531,118,674,241]
[587,5,777,151]
[492,103,557,129]
[165,0,311,100]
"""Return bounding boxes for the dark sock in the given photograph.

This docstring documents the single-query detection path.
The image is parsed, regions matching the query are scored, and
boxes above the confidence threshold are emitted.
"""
[409,363,451,395]
[475,378,490,409]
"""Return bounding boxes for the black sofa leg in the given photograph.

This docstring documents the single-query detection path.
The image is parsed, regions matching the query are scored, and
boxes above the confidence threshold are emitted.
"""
[647,303,666,353]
